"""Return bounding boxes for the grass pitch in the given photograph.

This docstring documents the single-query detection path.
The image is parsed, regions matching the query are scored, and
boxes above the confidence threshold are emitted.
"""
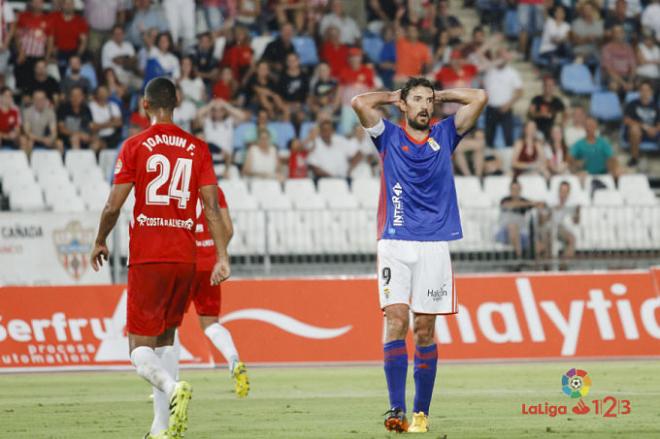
[1,361,659,439]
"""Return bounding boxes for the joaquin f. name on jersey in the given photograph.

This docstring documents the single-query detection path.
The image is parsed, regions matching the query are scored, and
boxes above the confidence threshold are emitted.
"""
[367,117,463,242]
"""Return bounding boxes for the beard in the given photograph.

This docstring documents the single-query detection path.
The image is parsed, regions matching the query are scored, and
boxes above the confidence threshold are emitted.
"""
[407,112,430,131]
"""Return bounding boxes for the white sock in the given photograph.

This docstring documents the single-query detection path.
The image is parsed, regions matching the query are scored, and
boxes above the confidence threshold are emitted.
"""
[130,346,176,396]
[204,323,239,372]
[150,346,176,435]
[171,331,181,381]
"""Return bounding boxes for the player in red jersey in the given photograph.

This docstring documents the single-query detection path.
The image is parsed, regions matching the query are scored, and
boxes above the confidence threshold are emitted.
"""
[90,77,231,439]
[178,187,250,397]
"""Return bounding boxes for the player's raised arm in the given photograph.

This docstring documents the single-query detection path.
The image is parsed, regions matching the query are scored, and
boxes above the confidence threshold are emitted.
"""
[435,88,488,136]
[350,90,401,129]
[90,182,134,271]
[200,185,232,285]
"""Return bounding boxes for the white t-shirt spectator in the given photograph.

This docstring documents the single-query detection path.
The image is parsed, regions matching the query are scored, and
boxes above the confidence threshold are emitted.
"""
[203,117,234,154]
[245,144,279,177]
[484,65,523,108]
[539,18,570,54]
[101,39,136,84]
[149,47,181,79]
[179,77,205,104]
[320,14,361,45]
[346,132,376,178]
[85,0,125,32]
[564,125,587,148]
[642,4,660,43]
[173,100,197,131]
[89,100,121,137]
[637,42,660,79]
[307,134,357,178]
[0,1,16,44]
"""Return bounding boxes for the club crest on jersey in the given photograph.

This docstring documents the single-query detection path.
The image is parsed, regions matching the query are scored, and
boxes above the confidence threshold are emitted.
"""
[53,220,94,281]
[428,138,441,151]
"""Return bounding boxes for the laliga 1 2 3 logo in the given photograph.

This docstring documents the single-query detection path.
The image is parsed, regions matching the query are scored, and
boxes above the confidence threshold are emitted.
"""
[521,368,632,418]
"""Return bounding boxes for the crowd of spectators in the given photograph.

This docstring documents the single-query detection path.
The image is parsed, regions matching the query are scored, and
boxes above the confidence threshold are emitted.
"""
[0,0,656,185]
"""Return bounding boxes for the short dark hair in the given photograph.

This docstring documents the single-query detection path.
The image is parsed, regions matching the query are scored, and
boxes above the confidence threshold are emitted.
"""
[401,77,435,102]
[144,77,177,111]
[559,181,570,189]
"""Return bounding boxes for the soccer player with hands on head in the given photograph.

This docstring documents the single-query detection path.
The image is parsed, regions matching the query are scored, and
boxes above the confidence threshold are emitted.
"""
[351,79,487,433]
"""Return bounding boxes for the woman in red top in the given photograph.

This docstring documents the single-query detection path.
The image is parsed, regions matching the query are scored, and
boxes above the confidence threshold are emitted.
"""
[512,120,549,178]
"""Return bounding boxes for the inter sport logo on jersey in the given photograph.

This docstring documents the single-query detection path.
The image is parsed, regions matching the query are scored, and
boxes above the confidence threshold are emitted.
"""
[391,183,404,226]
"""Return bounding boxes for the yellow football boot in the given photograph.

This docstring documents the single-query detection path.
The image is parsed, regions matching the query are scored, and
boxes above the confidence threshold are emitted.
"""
[407,412,429,433]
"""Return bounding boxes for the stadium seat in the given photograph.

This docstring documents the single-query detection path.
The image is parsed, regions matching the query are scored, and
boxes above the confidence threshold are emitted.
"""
[292,36,319,66]
[214,164,241,180]
[518,174,549,202]
[80,181,111,211]
[250,179,291,210]
[250,35,275,60]
[36,167,72,188]
[30,150,63,175]
[0,150,29,177]
[233,121,257,151]
[99,149,119,180]
[318,178,359,209]
[219,180,259,210]
[284,179,326,210]
[625,190,657,206]
[50,193,86,213]
[362,36,384,63]
[2,168,37,195]
[267,121,296,150]
[65,150,96,174]
[586,174,616,194]
[530,36,548,68]
[589,91,622,122]
[483,175,511,205]
[560,64,598,95]
[504,9,520,39]
[72,166,106,188]
[624,91,640,104]
[352,178,380,209]
[592,189,624,206]
[618,174,651,195]
[9,183,44,211]
[299,121,316,140]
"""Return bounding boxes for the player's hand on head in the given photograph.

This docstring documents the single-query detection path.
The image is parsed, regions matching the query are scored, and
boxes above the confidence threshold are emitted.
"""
[210,257,231,285]
[90,242,109,271]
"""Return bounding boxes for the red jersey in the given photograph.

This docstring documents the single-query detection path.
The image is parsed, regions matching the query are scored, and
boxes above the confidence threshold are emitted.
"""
[17,11,51,57]
[194,186,228,271]
[434,64,478,89]
[50,12,89,52]
[320,42,349,79]
[338,65,375,87]
[0,106,20,133]
[222,44,253,80]
[114,123,217,265]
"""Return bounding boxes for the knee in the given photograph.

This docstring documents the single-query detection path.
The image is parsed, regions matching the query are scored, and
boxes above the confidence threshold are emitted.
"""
[386,315,409,340]
[629,123,642,138]
[414,324,435,346]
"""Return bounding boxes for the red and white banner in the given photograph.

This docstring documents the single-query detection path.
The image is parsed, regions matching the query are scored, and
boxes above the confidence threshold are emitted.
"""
[1,270,660,372]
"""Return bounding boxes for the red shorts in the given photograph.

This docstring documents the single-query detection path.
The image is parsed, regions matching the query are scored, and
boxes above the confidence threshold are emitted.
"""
[186,270,222,316]
[127,263,195,336]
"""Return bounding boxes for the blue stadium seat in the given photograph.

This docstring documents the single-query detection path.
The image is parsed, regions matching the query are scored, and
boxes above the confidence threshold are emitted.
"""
[292,36,319,66]
[590,91,623,122]
[299,121,316,140]
[362,36,384,64]
[268,121,296,149]
[619,130,659,153]
[530,36,548,68]
[560,64,598,95]
[504,9,520,39]
[233,121,256,150]
[625,91,640,104]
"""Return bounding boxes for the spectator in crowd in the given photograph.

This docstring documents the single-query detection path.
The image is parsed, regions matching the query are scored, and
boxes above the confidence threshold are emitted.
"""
[178,56,206,107]
[20,90,58,154]
[483,47,523,147]
[605,0,639,42]
[101,25,139,90]
[137,27,159,75]
[641,0,660,41]
[517,0,545,58]
[60,55,92,97]
[338,48,376,107]
[244,60,288,119]
[497,180,543,259]
[197,98,250,177]
[199,0,229,35]
[309,62,340,118]
[545,125,570,175]
[538,181,579,263]
[88,85,122,151]
[377,24,397,89]
[636,30,659,82]
[56,86,93,150]
[434,50,479,90]
[0,0,16,74]
[564,104,588,147]
[431,29,452,73]
[23,59,61,106]
[127,0,168,48]
[49,0,89,77]
[320,25,349,79]
[528,76,565,141]
[128,96,150,135]
[261,22,296,73]
[453,129,486,178]
[569,116,618,176]
[511,120,549,178]
[306,119,361,179]
[277,53,310,110]
[287,137,309,178]
[275,0,307,33]
[394,15,432,83]
[235,0,262,32]
[222,26,253,81]
[147,32,181,80]
[0,87,20,148]
[193,32,221,85]
[570,1,604,70]
[15,0,52,91]
[242,128,283,180]
[601,25,637,100]
[163,0,196,48]
[212,66,238,101]
[435,0,463,45]
[538,5,571,74]
[172,86,197,131]
[320,0,361,46]
[604,0,642,19]
[84,0,128,54]
[623,81,659,166]
[102,67,128,103]
[346,123,377,178]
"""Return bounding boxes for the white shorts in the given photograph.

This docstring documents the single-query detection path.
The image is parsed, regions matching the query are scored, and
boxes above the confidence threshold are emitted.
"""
[377,239,457,315]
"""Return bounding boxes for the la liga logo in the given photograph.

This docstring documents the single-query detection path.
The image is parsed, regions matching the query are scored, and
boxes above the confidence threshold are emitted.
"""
[521,368,632,418]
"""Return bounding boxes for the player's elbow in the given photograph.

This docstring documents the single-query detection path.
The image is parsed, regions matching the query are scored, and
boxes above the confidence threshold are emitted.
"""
[350,95,364,111]
[476,89,488,105]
